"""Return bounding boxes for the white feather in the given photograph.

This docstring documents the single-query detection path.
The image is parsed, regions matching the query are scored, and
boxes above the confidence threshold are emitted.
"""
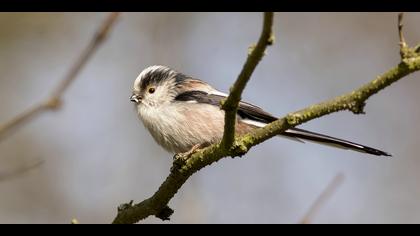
[241,119,305,143]
[209,90,229,97]
[241,119,266,128]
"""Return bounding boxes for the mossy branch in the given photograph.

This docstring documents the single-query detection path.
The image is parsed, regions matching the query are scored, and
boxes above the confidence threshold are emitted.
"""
[112,13,420,224]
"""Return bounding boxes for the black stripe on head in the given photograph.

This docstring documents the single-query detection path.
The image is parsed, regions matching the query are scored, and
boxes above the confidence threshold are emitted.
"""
[140,67,174,90]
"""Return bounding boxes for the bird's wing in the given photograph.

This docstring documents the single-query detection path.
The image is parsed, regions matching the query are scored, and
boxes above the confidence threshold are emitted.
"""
[175,89,278,121]
[174,90,391,157]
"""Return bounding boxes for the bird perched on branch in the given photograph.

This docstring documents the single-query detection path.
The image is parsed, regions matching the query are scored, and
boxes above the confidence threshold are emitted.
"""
[130,65,391,157]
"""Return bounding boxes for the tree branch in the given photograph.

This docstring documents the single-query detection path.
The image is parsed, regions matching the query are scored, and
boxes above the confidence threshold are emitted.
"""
[220,12,274,150]
[0,12,120,142]
[112,13,420,224]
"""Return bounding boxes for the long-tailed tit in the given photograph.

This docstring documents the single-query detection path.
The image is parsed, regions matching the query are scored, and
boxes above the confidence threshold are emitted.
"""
[130,65,391,157]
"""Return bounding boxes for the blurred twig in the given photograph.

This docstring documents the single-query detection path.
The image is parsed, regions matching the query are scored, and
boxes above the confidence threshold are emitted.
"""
[0,159,44,182]
[71,218,79,224]
[300,173,345,224]
[0,12,120,141]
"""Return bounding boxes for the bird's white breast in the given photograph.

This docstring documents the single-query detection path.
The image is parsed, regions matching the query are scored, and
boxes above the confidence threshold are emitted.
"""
[137,102,225,153]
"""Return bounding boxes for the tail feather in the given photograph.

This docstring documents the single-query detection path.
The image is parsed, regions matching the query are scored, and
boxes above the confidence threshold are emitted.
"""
[282,127,391,157]
[240,119,391,157]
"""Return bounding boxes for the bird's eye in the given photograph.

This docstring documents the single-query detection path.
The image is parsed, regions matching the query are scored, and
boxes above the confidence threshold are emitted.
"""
[148,87,155,94]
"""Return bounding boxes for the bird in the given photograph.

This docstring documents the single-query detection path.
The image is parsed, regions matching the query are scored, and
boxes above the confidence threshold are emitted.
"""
[130,65,391,157]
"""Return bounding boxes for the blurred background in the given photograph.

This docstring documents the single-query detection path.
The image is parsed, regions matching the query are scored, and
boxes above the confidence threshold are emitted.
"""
[0,12,419,224]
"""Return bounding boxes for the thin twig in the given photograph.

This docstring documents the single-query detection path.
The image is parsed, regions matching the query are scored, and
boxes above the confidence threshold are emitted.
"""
[220,12,274,150]
[398,12,419,60]
[0,12,120,142]
[0,159,44,182]
[300,173,345,224]
[398,13,407,57]
[112,13,420,224]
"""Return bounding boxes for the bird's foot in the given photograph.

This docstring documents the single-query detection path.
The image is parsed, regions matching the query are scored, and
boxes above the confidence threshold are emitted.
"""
[173,144,202,166]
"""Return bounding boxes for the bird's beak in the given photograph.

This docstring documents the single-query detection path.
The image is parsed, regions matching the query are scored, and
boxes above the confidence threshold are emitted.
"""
[130,94,142,103]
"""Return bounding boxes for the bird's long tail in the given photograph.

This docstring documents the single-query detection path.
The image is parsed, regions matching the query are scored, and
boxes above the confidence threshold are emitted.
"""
[280,127,391,157]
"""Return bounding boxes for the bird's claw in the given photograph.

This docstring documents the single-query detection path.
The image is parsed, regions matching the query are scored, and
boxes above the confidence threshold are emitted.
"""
[173,144,202,166]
